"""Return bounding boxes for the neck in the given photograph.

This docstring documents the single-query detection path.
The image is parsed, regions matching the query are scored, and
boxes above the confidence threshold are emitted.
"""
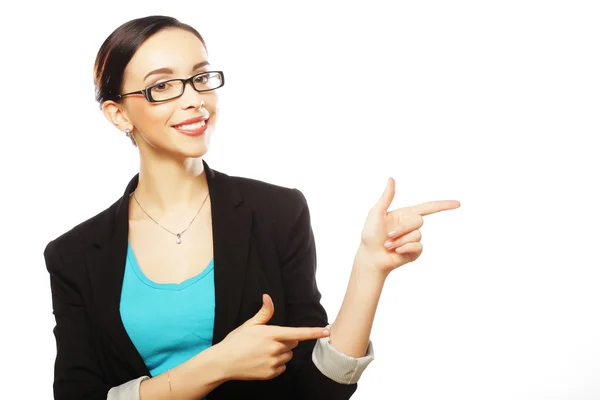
[135,154,209,215]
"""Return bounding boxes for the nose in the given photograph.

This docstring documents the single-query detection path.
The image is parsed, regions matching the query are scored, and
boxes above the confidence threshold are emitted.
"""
[180,80,208,109]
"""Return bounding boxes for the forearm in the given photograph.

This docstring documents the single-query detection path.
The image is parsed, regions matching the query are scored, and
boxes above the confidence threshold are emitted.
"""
[329,245,387,358]
[140,345,229,400]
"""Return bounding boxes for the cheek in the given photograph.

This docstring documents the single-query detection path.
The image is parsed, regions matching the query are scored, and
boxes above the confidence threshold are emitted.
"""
[203,91,219,114]
[207,96,220,127]
[131,103,174,137]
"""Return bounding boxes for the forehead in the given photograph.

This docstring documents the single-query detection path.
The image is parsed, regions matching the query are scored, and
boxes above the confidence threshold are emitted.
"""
[124,28,208,83]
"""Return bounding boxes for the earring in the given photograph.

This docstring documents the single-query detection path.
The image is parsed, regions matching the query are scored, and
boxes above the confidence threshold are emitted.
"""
[125,128,137,146]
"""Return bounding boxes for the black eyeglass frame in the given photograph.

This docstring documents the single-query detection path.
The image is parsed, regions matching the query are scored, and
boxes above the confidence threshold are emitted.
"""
[116,70,225,103]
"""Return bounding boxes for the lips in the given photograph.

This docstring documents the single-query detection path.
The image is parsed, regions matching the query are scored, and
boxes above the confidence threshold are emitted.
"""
[172,116,209,136]
[172,115,208,128]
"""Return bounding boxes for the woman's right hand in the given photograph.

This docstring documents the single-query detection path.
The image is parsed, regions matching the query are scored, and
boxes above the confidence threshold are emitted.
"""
[215,294,330,381]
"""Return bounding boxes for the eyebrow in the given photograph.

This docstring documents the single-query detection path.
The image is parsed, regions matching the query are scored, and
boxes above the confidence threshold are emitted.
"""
[143,61,210,82]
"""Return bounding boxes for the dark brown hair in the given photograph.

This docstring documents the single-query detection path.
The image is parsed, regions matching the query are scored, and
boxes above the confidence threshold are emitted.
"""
[93,16,206,106]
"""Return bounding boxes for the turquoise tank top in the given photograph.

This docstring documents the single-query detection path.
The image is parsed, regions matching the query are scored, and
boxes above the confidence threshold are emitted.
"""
[120,243,216,378]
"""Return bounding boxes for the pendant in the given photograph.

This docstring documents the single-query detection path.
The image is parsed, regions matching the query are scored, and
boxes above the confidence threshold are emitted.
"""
[176,233,182,244]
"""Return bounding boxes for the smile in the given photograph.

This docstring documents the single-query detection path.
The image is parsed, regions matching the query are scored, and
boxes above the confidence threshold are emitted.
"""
[173,118,209,136]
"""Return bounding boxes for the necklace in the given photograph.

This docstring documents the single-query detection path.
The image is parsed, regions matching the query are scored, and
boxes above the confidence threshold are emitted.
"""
[132,190,210,244]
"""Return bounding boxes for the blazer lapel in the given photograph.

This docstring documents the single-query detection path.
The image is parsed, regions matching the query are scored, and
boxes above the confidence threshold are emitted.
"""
[85,160,252,376]
[86,174,150,377]
[204,160,253,345]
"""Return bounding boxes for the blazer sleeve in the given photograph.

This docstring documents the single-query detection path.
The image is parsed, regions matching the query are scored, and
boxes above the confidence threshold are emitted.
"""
[45,240,149,400]
[279,189,358,400]
[45,240,112,399]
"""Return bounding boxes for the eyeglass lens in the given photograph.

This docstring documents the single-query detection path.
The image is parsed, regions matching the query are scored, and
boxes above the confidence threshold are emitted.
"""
[149,72,223,101]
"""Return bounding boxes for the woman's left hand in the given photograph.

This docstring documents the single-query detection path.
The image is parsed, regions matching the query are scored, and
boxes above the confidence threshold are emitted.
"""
[359,177,461,276]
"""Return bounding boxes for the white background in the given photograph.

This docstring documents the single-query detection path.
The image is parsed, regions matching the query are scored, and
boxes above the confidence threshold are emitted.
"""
[1,1,599,399]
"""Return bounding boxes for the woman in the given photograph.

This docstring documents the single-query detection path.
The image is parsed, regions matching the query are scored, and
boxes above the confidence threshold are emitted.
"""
[44,15,460,400]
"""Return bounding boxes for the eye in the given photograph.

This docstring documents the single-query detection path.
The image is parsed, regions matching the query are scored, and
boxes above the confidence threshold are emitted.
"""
[152,82,172,92]
[194,74,210,84]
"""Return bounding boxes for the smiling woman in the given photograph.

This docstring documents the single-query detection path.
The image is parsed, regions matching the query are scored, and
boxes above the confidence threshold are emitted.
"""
[44,14,459,400]
[95,22,220,157]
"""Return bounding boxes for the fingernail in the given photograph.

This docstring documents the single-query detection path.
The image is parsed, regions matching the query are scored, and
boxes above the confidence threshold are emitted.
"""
[387,231,396,237]
[384,241,393,248]
[322,329,330,335]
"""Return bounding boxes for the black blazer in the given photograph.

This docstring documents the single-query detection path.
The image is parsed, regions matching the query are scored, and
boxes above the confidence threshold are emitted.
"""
[44,161,358,400]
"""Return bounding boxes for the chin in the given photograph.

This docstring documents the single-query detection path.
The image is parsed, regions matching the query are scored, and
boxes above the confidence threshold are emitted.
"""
[178,141,209,159]
[169,126,214,159]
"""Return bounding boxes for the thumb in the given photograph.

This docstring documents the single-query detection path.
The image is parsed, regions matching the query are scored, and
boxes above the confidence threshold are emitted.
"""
[375,177,395,213]
[246,294,274,326]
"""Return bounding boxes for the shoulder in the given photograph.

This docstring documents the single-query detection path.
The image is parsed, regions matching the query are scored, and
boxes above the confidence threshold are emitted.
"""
[222,173,315,261]
[44,198,120,268]
[225,172,310,221]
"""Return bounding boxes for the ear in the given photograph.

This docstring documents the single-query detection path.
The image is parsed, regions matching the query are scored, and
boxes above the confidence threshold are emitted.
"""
[102,100,132,132]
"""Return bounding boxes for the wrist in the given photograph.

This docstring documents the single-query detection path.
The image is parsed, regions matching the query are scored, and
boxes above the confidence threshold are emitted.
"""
[354,245,390,282]
[205,342,232,382]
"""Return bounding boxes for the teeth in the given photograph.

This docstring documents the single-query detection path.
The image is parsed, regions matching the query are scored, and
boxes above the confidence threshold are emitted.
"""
[177,120,206,130]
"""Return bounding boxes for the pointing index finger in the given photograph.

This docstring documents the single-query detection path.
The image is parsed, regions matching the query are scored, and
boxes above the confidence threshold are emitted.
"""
[408,200,461,216]
[271,326,331,342]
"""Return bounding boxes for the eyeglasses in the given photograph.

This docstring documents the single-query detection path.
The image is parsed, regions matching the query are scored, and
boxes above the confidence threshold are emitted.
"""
[117,71,225,103]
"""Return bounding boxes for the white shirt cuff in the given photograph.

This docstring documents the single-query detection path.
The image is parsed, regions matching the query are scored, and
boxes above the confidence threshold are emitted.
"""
[107,376,150,400]
[311,325,375,384]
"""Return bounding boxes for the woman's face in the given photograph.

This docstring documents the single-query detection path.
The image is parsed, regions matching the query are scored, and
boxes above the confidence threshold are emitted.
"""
[114,28,219,160]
